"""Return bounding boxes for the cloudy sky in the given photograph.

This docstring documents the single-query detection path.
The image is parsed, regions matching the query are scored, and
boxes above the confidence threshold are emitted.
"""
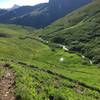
[0,0,49,8]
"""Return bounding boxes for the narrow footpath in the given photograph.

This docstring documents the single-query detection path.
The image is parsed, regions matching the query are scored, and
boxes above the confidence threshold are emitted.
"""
[0,64,15,100]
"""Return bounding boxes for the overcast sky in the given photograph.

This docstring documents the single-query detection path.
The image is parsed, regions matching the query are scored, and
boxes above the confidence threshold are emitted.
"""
[0,0,49,8]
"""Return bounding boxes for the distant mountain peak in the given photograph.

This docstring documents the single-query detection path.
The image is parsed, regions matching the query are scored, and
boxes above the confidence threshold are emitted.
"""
[13,4,20,8]
[8,4,20,11]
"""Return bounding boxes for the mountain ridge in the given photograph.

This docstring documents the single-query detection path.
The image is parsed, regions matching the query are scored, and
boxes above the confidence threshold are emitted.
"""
[0,0,92,28]
[8,4,20,11]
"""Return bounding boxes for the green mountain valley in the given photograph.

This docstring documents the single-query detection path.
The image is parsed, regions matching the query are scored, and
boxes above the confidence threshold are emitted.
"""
[0,0,100,100]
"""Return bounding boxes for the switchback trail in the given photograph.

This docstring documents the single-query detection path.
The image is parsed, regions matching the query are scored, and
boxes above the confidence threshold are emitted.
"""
[0,64,15,100]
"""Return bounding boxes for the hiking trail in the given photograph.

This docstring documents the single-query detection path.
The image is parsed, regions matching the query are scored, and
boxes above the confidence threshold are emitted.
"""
[0,64,15,100]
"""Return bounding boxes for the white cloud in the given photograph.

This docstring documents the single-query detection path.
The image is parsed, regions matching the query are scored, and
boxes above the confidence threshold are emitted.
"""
[0,0,49,8]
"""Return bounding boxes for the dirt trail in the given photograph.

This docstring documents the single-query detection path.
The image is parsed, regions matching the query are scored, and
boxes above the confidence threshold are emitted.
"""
[0,64,15,100]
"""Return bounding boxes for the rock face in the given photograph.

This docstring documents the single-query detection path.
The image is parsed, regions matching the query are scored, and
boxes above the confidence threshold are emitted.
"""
[49,0,68,19]
[48,0,92,22]
[0,0,92,28]
[49,0,68,12]
[49,0,92,14]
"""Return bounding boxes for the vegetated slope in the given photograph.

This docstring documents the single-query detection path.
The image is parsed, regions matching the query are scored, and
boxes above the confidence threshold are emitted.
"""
[0,24,100,100]
[0,24,89,67]
[41,0,100,64]
[0,0,92,28]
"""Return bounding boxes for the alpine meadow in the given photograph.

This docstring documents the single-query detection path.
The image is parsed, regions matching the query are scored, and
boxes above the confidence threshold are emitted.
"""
[0,0,100,100]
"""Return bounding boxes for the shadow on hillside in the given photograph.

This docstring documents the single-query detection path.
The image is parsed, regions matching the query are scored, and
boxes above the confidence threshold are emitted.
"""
[0,33,11,38]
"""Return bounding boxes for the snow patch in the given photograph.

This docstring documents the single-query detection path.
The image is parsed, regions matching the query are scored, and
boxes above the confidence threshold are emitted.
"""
[60,57,64,62]
[63,46,69,51]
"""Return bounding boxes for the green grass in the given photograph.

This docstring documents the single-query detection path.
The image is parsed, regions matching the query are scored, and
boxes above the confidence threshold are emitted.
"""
[0,24,48,62]
[0,24,89,66]
[0,23,100,99]
[9,63,100,100]
[0,68,4,76]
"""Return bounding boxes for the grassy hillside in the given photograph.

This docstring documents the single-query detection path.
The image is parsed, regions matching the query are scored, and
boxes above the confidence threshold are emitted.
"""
[0,24,100,99]
[0,24,89,66]
[41,0,100,64]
